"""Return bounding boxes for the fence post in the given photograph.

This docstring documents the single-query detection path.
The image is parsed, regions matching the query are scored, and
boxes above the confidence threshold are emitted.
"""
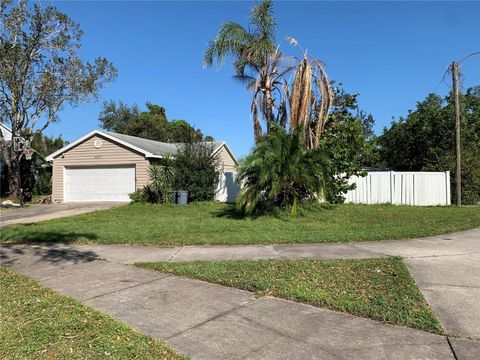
[445,171,451,205]
[389,171,394,204]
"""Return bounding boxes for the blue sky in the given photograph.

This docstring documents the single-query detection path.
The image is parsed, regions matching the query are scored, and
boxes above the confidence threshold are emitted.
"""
[43,1,480,158]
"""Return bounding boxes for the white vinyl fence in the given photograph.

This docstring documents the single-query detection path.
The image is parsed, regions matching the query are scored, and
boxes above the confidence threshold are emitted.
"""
[345,171,451,206]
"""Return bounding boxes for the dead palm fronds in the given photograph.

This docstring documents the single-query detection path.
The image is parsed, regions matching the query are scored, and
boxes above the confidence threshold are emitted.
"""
[289,56,312,134]
[312,60,334,148]
[286,37,334,149]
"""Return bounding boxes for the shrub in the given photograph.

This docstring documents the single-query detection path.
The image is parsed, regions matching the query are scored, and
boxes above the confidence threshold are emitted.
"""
[174,141,219,202]
[129,155,176,204]
[236,127,328,216]
[148,155,176,204]
[129,189,147,203]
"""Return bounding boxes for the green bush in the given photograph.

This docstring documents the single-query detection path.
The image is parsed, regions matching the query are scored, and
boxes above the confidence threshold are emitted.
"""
[128,189,148,203]
[174,141,219,202]
[236,127,328,216]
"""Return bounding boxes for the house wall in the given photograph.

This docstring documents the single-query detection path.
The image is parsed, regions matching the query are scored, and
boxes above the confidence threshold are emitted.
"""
[215,145,237,173]
[52,134,150,202]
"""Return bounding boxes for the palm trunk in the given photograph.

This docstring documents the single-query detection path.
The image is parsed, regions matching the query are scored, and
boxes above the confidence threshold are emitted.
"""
[264,88,275,133]
[253,111,263,143]
[251,95,263,143]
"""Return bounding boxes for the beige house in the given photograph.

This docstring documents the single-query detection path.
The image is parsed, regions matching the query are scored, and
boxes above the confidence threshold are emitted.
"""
[46,130,238,203]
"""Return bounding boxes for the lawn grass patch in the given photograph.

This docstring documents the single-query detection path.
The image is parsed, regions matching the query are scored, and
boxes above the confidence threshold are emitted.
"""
[1,202,479,246]
[0,266,186,359]
[136,257,443,334]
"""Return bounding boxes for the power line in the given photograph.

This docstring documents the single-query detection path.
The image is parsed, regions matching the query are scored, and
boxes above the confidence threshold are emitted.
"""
[458,51,480,64]
[433,67,451,94]
[432,51,479,96]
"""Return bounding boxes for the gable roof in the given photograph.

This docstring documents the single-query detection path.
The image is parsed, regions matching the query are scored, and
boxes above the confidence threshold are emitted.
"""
[45,129,237,163]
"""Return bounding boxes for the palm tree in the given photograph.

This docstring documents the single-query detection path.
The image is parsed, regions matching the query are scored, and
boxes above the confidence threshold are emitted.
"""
[204,0,291,142]
[235,125,328,216]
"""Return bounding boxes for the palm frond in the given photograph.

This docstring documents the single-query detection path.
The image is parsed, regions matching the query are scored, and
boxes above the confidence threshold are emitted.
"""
[250,0,276,45]
[236,125,328,216]
[203,21,250,68]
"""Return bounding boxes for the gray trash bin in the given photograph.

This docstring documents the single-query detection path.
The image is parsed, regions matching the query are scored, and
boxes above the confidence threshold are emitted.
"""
[177,191,188,205]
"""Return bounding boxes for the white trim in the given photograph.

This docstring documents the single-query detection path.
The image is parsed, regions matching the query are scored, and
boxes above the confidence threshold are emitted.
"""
[46,129,238,164]
[45,130,161,161]
[62,166,66,203]
[212,142,238,165]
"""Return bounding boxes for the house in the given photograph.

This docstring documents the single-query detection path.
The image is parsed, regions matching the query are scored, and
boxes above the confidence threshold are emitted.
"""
[0,123,12,141]
[46,130,238,203]
[0,123,12,180]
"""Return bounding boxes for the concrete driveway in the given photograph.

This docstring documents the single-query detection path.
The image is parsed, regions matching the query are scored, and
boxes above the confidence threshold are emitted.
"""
[0,202,124,227]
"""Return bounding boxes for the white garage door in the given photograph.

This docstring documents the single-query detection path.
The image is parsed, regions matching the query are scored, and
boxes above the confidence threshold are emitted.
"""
[65,166,135,202]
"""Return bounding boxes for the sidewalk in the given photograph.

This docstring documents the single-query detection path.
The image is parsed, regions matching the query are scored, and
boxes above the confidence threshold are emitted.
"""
[2,242,476,360]
[67,229,480,264]
[65,229,480,340]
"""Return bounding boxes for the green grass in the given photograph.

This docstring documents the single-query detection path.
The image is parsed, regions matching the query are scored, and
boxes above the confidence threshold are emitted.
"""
[136,257,443,334]
[1,202,479,246]
[0,267,186,359]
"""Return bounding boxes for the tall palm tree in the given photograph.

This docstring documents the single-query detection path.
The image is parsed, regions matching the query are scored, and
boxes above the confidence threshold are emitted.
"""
[204,0,290,142]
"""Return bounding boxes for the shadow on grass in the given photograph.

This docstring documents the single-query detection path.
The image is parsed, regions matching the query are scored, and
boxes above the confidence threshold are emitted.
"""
[212,206,249,220]
[2,231,98,244]
[212,202,338,221]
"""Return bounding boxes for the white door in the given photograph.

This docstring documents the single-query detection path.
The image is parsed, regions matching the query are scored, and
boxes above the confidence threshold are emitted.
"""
[65,166,135,202]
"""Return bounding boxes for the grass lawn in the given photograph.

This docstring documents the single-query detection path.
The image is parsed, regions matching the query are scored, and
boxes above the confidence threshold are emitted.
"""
[1,202,479,246]
[0,267,186,359]
[136,257,443,334]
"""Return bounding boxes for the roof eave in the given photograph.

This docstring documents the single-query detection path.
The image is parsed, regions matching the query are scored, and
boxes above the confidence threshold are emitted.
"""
[45,129,155,161]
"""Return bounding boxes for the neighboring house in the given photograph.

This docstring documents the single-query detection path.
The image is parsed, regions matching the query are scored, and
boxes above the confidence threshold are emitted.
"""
[0,124,13,184]
[45,129,238,203]
[0,123,12,142]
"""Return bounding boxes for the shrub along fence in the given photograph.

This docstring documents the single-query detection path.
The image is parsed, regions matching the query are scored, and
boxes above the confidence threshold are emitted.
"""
[345,171,451,206]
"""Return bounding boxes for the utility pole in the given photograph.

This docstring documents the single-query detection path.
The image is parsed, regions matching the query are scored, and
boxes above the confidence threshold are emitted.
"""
[451,61,461,206]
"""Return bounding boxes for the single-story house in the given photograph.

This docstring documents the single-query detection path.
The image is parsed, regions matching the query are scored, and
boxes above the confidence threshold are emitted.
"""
[46,130,238,203]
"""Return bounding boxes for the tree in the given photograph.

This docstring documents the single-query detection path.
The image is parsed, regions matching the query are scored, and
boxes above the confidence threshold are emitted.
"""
[236,125,328,216]
[205,1,335,149]
[204,0,280,142]
[205,0,371,207]
[1,133,66,197]
[99,101,209,143]
[0,0,117,197]
[376,87,480,204]
[319,88,371,203]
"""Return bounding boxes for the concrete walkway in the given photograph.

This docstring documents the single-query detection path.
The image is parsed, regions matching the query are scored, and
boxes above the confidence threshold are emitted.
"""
[62,228,480,341]
[1,242,479,360]
[0,202,124,227]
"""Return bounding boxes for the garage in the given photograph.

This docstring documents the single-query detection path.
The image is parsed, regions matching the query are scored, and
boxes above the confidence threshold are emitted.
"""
[65,166,135,202]
[46,130,237,203]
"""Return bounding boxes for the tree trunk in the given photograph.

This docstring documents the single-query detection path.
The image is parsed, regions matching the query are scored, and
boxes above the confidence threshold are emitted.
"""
[264,88,275,133]
[253,110,263,143]
[0,144,21,198]
[10,154,21,199]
